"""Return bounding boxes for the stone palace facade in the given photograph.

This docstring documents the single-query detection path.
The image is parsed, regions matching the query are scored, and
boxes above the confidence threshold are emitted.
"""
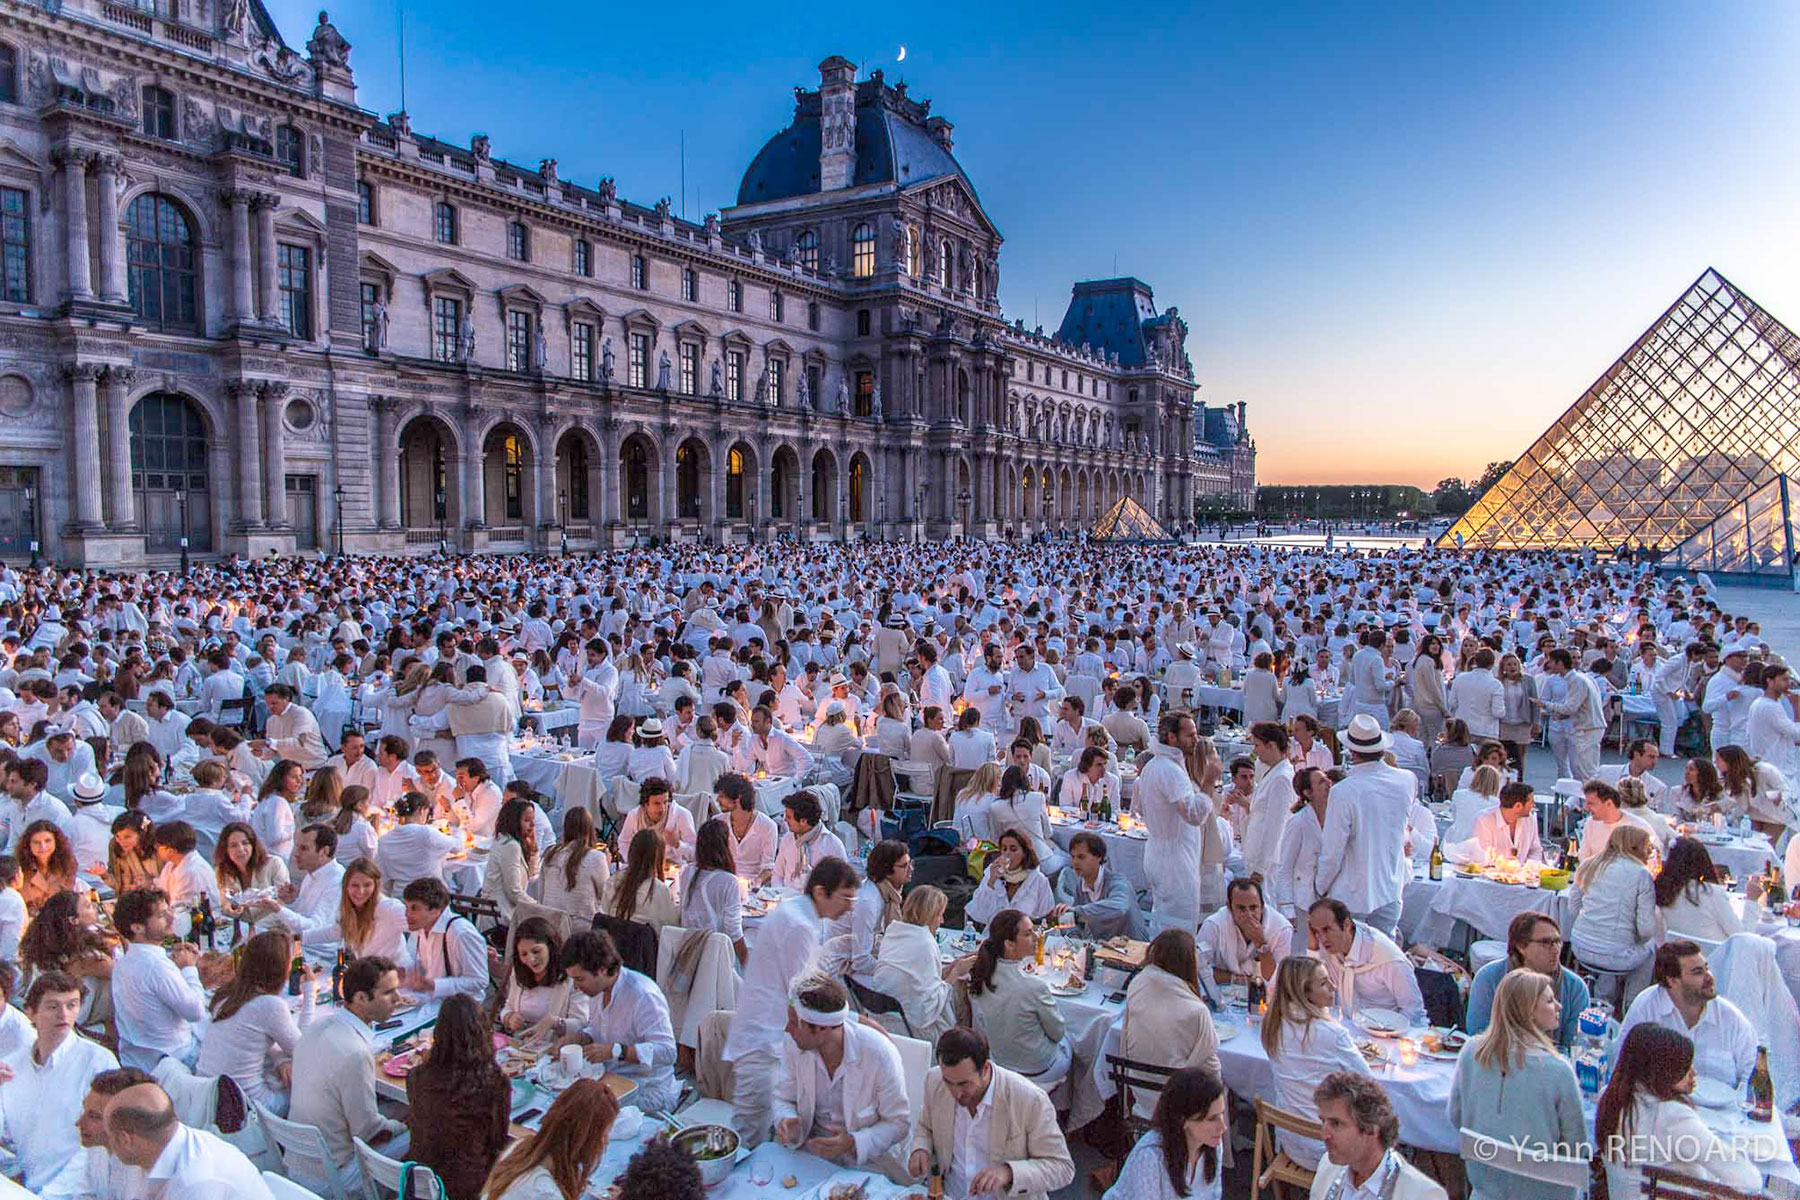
[0,2,1252,564]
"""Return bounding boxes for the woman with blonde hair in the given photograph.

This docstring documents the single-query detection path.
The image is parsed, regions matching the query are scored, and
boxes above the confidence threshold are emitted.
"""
[1615,776,1672,848]
[304,856,406,958]
[380,659,432,742]
[1259,955,1369,1168]
[954,760,1003,841]
[1449,969,1585,1200]
[300,764,343,823]
[1447,763,1504,843]
[871,885,971,1043]
[1569,823,1662,1010]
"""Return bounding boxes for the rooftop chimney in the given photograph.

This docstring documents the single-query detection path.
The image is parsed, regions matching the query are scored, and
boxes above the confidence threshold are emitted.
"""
[818,56,856,191]
[925,115,954,152]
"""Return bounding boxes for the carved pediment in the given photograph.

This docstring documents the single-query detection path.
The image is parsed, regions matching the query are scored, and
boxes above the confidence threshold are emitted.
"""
[906,174,1000,238]
[497,282,549,310]
[565,298,606,324]
[421,267,477,297]
[0,139,47,175]
[671,318,712,342]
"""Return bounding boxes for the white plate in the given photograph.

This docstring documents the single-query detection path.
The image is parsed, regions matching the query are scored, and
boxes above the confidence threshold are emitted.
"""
[1691,1077,1737,1109]
[1212,1017,1242,1043]
[1356,1008,1411,1036]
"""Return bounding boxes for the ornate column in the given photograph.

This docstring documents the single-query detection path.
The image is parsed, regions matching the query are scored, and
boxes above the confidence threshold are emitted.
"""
[533,417,554,538]
[100,367,136,529]
[93,155,126,305]
[56,150,93,302]
[63,364,104,527]
[974,450,991,524]
[260,383,290,527]
[463,410,487,529]
[254,194,280,326]
[371,397,401,528]
[658,435,675,531]
[223,190,255,324]
[228,380,264,528]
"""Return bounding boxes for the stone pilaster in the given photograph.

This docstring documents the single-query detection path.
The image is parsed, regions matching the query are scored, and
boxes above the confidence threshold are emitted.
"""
[100,367,137,529]
[223,190,256,324]
[228,379,264,527]
[253,194,281,326]
[260,382,290,526]
[63,364,104,527]
[93,155,126,305]
[370,397,401,528]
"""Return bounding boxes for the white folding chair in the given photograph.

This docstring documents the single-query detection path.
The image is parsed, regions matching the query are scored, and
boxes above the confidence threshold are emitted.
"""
[253,1102,355,1200]
[893,760,938,805]
[610,775,641,821]
[264,1173,327,1200]
[1458,1128,1588,1189]
[353,1137,447,1200]
[893,1033,932,1126]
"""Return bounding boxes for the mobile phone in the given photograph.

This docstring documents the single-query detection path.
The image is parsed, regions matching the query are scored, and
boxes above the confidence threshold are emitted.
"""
[374,1018,404,1031]
[1106,991,1127,1005]
[515,1107,543,1124]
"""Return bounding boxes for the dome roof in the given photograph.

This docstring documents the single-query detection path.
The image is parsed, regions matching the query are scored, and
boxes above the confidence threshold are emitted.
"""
[737,74,975,206]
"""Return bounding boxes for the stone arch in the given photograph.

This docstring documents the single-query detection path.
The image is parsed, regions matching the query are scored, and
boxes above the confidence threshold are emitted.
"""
[724,439,758,524]
[116,179,221,247]
[674,435,712,524]
[618,429,662,529]
[1076,470,1089,524]
[810,446,839,525]
[553,424,602,526]
[847,450,872,525]
[397,411,463,536]
[481,420,537,531]
[1020,466,1037,523]
[1059,467,1074,527]
[129,390,219,554]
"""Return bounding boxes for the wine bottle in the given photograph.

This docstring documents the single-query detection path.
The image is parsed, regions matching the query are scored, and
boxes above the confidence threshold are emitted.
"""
[287,953,304,997]
[331,948,347,1005]
[1428,838,1444,882]
[1749,1045,1774,1122]
[1561,837,1579,872]
[1770,863,1789,907]
[195,894,215,951]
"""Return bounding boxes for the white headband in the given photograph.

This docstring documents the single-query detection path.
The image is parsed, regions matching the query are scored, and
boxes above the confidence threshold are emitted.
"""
[793,1002,851,1027]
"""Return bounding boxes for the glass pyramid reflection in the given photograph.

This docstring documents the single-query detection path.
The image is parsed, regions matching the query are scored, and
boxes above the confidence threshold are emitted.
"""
[1442,268,1800,551]
[1090,496,1169,541]
[1666,473,1795,581]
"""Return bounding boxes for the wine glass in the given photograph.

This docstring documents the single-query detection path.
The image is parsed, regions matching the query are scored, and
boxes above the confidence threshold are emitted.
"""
[749,1152,774,1188]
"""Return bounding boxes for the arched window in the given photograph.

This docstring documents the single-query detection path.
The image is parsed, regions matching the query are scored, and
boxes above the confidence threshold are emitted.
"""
[276,125,304,177]
[726,447,746,520]
[0,45,16,105]
[141,85,175,139]
[564,438,590,520]
[625,441,649,520]
[126,194,197,332]
[500,432,523,521]
[956,369,970,425]
[131,393,212,552]
[850,222,874,278]
[794,229,818,272]
[676,443,702,520]
[907,226,920,277]
[941,240,954,290]
[849,457,865,521]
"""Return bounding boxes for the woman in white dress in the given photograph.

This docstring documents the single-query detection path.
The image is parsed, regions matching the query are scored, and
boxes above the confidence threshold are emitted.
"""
[303,856,406,958]
[498,916,582,1042]
[987,765,1065,877]
[327,784,380,866]
[1654,838,1765,942]
[195,929,314,1114]
[538,807,609,923]
[1103,1067,1229,1200]
[953,761,1002,842]
[1716,744,1789,835]
[966,829,1054,925]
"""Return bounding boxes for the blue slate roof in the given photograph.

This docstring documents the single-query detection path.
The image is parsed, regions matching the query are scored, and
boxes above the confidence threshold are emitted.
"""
[1056,278,1159,366]
[737,78,976,206]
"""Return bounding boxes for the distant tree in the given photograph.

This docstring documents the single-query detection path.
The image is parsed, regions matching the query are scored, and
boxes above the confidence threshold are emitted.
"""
[1474,460,1513,497]
[1433,476,1471,515]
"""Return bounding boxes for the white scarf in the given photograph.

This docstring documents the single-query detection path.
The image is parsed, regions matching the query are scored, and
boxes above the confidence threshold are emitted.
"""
[1327,924,1408,1017]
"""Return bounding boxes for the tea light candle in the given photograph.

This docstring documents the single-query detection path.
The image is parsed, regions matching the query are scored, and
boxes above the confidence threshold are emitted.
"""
[1398,1038,1417,1068]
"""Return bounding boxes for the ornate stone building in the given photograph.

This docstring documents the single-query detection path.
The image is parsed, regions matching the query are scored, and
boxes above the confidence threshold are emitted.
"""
[0,4,1244,564]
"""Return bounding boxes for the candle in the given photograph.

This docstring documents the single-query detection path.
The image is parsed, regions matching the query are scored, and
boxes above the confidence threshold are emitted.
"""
[1398,1038,1417,1068]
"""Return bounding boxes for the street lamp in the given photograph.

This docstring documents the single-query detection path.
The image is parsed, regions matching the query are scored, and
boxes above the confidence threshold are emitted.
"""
[175,486,190,575]
[435,487,447,555]
[558,488,569,556]
[333,483,345,557]
[22,484,36,569]
[877,492,888,541]
[957,486,972,537]
[916,478,929,540]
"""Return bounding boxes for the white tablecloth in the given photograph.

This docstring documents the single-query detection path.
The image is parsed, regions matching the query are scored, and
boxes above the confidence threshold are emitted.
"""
[1686,831,1782,881]
[519,704,580,734]
[512,749,605,820]
[1414,871,1570,946]
[1050,819,1149,891]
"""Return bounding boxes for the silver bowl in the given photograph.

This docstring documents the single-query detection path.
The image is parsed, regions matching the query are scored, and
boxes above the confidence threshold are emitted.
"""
[668,1124,739,1187]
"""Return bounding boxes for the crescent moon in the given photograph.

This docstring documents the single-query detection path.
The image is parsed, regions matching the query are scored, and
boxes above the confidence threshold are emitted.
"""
[897,45,907,62]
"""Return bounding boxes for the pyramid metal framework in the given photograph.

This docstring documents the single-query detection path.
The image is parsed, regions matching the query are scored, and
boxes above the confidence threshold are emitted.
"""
[1666,472,1795,581]
[1090,495,1169,541]
[1442,268,1800,550]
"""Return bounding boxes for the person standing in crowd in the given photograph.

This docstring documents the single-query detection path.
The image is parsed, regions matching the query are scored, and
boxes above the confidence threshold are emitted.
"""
[1137,711,1212,935]
[1314,716,1413,935]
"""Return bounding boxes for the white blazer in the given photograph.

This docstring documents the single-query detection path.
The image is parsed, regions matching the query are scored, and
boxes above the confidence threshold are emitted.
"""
[771,1020,912,1169]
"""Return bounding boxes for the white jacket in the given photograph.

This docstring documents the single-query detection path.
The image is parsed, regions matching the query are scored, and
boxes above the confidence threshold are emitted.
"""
[771,1020,911,1169]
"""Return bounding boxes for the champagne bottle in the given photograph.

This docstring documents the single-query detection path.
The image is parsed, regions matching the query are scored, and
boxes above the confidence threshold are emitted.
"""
[1561,837,1579,872]
[1428,837,1444,882]
[195,894,215,951]
[331,948,348,1005]
[1770,863,1789,907]
[1749,1045,1774,1122]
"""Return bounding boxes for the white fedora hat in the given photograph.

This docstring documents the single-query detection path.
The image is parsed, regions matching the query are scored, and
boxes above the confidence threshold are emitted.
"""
[1342,714,1392,755]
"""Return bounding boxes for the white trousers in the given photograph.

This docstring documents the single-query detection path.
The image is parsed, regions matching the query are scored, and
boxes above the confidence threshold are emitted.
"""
[1568,729,1604,782]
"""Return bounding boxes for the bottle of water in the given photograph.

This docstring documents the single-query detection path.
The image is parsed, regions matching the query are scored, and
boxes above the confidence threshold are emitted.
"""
[1573,1006,1611,1098]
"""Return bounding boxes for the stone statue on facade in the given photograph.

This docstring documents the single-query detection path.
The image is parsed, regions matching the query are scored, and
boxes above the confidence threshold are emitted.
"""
[457,315,475,364]
[532,326,547,372]
[710,359,724,398]
[958,244,973,290]
[835,377,849,413]
[222,0,250,38]
[471,134,491,163]
[704,212,721,238]
[756,372,769,406]
[746,228,763,255]
[797,372,811,411]
[870,384,883,419]
[654,196,672,222]
[597,177,617,204]
[306,11,351,68]
[370,298,389,350]
[538,158,558,186]
[601,338,615,382]
[656,350,673,391]
[890,215,907,268]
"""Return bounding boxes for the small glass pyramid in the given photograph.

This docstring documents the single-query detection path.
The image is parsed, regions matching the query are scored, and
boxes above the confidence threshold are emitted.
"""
[1666,473,1795,581]
[1442,268,1800,551]
[1090,496,1169,541]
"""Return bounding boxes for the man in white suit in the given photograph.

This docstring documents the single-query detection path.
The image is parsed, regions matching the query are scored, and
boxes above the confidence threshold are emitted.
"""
[771,973,910,1174]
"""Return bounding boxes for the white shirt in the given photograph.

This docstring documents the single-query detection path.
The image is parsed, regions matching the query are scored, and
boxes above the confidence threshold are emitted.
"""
[113,941,208,1068]
[195,991,310,1107]
[276,858,346,940]
[948,728,998,770]
[619,802,698,865]
[1746,694,1800,780]
[140,1120,276,1199]
[1469,808,1544,863]
[736,727,812,780]
[146,708,194,763]
[0,1034,118,1192]
[324,752,380,794]
[1448,668,1506,738]
[1313,922,1427,1025]
[947,1080,996,1200]
[1578,808,1659,860]
[1613,987,1758,1090]
[715,810,780,883]
[248,792,295,861]
[0,886,23,963]
[678,866,745,943]
[1594,764,1668,808]
[401,906,488,999]
[1198,905,1294,978]
[568,968,678,1113]
[772,825,848,891]
[1315,761,1414,914]
[369,761,420,811]
[725,894,827,1060]
[375,822,461,890]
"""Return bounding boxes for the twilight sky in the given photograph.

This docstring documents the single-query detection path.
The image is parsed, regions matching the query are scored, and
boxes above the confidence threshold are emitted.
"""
[267,0,1800,489]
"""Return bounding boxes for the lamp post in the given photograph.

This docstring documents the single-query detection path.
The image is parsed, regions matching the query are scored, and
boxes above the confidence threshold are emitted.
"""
[333,483,345,557]
[175,486,190,575]
[877,493,888,541]
[915,478,929,542]
[957,486,972,539]
[435,488,446,555]
[558,488,569,556]
[22,484,36,569]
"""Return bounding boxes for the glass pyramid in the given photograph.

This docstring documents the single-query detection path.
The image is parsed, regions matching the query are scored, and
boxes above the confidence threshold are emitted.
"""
[1442,268,1800,551]
[1090,496,1169,541]
[1666,473,1795,581]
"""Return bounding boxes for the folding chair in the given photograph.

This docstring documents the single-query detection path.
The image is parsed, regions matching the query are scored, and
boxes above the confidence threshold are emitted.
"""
[1642,1165,1763,1200]
[846,976,913,1037]
[1104,1053,1178,1138]
[254,1102,355,1200]
[1250,1099,1322,1200]
[352,1137,448,1200]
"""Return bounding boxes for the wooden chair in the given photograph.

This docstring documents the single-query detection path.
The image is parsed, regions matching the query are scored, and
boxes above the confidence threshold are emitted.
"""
[1103,1054,1178,1141]
[353,1137,448,1200]
[447,892,503,933]
[1642,1166,1764,1200]
[1250,1098,1322,1200]
[219,695,255,733]
[846,976,913,1037]
[1459,1128,1588,1191]
[254,1102,354,1200]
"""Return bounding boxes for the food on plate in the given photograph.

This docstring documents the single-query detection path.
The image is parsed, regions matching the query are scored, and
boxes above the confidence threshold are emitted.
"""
[782,1175,799,1188]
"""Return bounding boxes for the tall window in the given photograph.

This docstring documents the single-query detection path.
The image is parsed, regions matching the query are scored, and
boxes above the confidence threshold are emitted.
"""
[727,447,746,520]
[126,194,197,332]
[681,267,696,302]
[356,181,375,224]
[433,296,462,362]
[631,255,646,290]
[0,187,27,303]
[727,279,742,313]
[506,310,532,372]
[359,282,381,352]
[500,433,523,520]
[680,343,698,395]
[726,351,743,402]
[941,239,953,289]
[768,358,784,405]
[277,245,311,338]
[808,302,820,332]
[276,125,304,177]
[0,45,15,105]
[434,202,457,245]
[769,289,783,322]
[794,229,818,272]
[855,370,873,417]
[628,332,648,388]
[507,221,530,262]
[907,226,920,277]
[130,394,212,552]
[566,440,590,519]
[676,444,701,519]
[572,322,594,381]
[851,222,874,278]
[142,85,176,139]
[574,239,591,276]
